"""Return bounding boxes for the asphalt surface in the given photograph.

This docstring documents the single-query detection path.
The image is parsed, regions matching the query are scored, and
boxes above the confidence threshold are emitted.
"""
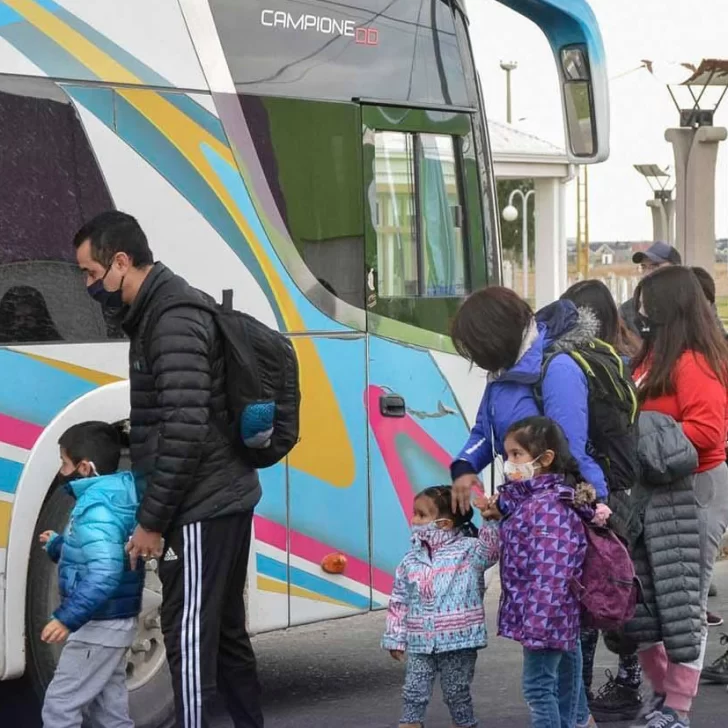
[4,562,728,727]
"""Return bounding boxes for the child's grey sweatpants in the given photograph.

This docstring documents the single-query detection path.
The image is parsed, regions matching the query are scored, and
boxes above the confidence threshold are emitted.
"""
[42,640,133,728]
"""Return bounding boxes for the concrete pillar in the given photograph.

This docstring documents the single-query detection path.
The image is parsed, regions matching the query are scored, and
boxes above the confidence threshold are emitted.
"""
[534,177,562,309]
[558,176,568,297]
[646,198,668,243]
[664,198,676,247]
[666,126,727,276]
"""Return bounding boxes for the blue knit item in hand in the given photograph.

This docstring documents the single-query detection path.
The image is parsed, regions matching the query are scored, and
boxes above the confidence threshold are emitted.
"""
[240,402,275,449]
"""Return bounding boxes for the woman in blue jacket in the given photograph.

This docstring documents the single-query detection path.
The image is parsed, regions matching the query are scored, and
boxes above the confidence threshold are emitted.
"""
[450,286,606,511]
[449,286,603,728]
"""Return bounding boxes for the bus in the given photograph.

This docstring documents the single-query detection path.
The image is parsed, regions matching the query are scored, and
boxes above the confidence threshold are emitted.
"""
[0,0,609,724]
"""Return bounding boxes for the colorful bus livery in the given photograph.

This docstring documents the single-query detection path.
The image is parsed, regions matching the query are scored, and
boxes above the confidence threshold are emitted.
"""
[0,0,609,724]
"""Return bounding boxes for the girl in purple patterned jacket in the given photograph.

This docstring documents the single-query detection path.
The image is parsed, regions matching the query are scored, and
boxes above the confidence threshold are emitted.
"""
[482,416,601,728]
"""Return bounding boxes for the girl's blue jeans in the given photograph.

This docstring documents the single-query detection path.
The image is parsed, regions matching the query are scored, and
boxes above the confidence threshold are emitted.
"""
[522,643,590,728]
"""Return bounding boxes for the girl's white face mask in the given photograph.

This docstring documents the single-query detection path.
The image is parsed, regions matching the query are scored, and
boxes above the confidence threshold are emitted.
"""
[503,456,541,482]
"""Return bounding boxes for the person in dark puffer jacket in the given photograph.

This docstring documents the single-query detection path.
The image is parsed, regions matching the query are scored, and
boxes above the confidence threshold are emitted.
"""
[627,266,728,728]
[74,211,263,728]
[40,421,142,728]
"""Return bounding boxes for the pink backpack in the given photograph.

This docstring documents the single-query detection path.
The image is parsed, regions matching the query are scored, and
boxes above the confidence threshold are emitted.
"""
[579,524,639,630]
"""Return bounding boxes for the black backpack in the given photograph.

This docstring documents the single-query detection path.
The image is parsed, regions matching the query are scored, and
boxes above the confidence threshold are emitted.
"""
[144,289,300,469]
[535,339,639,492]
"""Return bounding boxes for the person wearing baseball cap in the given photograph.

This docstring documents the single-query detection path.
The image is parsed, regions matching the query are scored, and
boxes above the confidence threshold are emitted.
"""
[621,242,682,334]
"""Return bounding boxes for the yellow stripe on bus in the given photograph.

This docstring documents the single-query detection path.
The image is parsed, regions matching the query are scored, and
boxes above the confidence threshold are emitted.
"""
[21,352,122,387]
[257,575,350,608]
[0,501,11,549]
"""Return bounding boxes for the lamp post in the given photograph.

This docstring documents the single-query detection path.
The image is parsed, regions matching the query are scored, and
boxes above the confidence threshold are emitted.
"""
[503,188,535,299]
[500,61,518,124]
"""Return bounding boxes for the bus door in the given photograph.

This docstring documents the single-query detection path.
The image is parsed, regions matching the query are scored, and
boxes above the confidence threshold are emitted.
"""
[362,105,488,607]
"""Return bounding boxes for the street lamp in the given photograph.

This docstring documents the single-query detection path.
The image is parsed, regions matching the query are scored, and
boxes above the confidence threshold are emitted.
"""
[503,188,534,299]
[500,60,518,124]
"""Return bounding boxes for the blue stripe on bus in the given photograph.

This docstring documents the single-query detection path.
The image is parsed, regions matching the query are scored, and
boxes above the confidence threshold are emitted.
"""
[0,350,96,426]
[0,4,22,27]
[256,554,370,610]
[0,457,23,495]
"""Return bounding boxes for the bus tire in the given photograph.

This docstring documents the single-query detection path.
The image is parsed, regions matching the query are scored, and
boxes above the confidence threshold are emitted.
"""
[26,484,175,728]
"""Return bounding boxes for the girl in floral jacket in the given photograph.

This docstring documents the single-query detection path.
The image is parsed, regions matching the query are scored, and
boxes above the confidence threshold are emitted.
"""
[382,485,500,728]
[486,416,598,728]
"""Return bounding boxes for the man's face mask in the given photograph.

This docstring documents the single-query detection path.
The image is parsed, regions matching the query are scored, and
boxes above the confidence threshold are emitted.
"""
[87,263,125,310]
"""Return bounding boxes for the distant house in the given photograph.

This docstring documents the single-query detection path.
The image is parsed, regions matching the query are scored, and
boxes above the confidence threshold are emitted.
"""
[590,243,615,266]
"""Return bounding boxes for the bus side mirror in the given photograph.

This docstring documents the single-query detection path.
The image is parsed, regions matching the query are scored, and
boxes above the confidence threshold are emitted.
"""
[560,46,596,158]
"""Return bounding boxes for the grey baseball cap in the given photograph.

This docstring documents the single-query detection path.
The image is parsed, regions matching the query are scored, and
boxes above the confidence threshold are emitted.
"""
[632,241,682,266]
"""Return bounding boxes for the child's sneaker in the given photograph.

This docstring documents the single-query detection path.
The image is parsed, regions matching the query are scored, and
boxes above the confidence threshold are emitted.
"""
[630,691,665,727]
[645,707,689,727]
[576,717,598,728]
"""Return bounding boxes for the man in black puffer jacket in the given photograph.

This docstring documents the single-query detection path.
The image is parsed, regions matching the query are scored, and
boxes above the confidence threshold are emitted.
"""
[74,211,263,728]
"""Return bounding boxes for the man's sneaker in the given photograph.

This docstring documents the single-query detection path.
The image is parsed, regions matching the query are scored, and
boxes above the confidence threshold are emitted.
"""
[645,707,690,727]
[707,611,724,627]
[701,633,728,683]
[630,691,665,727]
[589,670,641,722]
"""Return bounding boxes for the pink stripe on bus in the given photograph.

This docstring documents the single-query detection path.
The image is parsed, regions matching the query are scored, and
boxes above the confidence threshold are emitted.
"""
[254,515,394,595]
[0,413,43,451]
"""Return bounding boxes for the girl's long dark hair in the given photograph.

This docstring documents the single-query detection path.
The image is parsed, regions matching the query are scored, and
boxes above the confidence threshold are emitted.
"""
[561,279,639,358]
[417,485,477,536]
[632,266,728,400]
[505,416,583,487]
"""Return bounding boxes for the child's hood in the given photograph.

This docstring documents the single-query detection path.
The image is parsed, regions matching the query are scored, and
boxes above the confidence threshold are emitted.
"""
[71,471,138,520]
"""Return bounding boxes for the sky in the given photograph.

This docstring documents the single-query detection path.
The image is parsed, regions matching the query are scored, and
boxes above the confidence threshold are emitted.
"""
[467,0,728,242]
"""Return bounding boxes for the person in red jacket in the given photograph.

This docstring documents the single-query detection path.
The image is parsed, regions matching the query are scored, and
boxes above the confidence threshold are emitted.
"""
[631,266,728,728]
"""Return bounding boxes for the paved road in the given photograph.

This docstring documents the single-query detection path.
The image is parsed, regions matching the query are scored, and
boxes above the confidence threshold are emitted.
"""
[4,562,728,727]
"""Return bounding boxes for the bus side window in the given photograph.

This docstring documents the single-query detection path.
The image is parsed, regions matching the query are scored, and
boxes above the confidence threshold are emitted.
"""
[0,78,119,346]
[238,94,366,310]
[373,131,467,301]
[365,119,485,340]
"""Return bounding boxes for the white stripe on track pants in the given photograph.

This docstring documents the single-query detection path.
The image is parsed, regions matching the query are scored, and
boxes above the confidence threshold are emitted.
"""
[159,510,263,728]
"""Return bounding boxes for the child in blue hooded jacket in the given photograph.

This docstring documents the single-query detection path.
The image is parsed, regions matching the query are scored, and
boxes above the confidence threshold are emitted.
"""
[39,421,144,728]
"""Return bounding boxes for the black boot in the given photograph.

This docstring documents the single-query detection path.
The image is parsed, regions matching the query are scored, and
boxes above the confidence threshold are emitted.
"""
[589,670,641,722]
[701,633,728,683]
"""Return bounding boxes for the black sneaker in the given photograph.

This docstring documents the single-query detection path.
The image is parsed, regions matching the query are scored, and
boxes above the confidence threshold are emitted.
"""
[590,670,642,722]
[701,633,728,683]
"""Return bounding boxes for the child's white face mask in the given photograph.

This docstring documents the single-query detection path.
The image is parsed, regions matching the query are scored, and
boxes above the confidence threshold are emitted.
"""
[503,456,542,482]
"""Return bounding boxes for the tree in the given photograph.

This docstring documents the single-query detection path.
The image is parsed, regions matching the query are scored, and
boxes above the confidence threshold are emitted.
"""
[496,178,535,264]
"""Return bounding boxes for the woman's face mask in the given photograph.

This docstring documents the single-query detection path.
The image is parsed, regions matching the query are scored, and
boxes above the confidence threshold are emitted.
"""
[635,312,657,341]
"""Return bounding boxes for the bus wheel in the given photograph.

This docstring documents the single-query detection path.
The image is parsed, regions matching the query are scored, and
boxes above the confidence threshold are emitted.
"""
[26,484,175,728]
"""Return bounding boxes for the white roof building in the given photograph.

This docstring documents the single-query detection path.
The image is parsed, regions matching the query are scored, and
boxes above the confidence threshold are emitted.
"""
[487,120,574,307]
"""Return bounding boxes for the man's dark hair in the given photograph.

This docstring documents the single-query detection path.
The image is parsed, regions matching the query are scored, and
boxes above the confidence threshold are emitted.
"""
[691,266,716,305]
[451,287,533,372]
[73,211,154,268]
[58,421,122,475]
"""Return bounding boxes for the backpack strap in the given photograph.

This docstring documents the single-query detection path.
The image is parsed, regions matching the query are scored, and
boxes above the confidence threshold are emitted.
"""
[533,349,577,412]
